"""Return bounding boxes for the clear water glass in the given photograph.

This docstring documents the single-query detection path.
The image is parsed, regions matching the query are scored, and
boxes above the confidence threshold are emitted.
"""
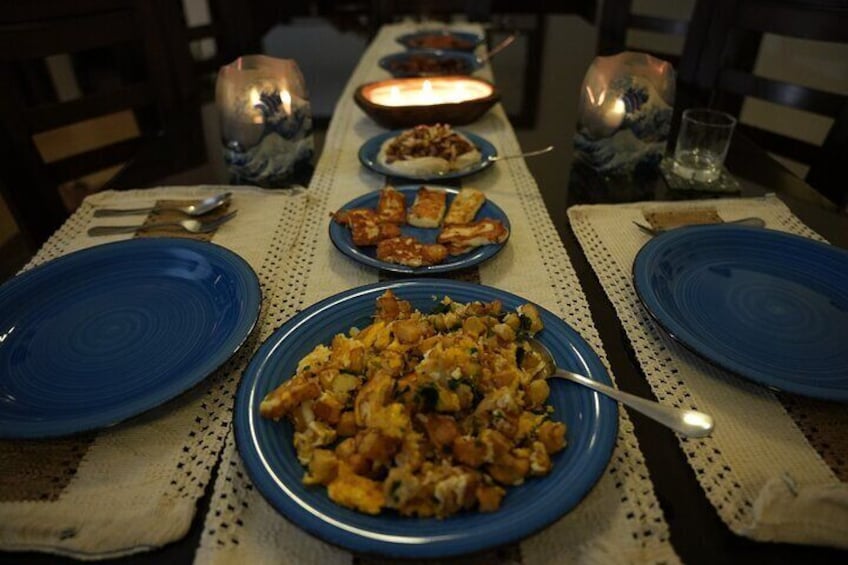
[672,108,737,183]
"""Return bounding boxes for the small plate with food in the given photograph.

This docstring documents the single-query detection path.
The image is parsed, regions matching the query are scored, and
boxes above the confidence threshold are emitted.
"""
[396,29,484,52]
[234,279,617,558]
[379,49,483,77]
[358,125,496,181]
[329,185,510,274]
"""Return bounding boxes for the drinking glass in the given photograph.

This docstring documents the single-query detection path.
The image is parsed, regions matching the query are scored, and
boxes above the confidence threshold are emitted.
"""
[672,108,736,183]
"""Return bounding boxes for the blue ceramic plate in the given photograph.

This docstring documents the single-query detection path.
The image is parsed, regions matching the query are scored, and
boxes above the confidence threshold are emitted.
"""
[329,185,510,274]
[359,129,496,181]
[235,279,618,559]
[379,49,483,77]
[633,225,848,400]
[0,238,261,438]
[396,30,484,52]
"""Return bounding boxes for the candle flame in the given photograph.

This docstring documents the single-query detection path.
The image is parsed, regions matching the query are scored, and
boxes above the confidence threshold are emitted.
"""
[280,89,292,115]
[612,98,625,116]
[249,87,263,124]
[390,85,400,103]
[422,79,434,103]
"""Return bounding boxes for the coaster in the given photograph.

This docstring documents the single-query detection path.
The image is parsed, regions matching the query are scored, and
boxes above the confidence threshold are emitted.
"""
[660,156,741,194]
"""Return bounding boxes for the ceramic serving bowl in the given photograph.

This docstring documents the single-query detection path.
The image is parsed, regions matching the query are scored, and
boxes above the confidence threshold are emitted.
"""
[354,76,499,128]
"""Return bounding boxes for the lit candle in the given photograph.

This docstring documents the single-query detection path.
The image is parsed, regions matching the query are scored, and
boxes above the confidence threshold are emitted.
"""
[602,98,626,130]
[366,78,493,107]
[248,87,263,124]
[280,88,292,115]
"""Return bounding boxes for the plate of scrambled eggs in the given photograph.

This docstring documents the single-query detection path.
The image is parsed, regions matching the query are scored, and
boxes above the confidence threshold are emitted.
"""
[235,279,617,558]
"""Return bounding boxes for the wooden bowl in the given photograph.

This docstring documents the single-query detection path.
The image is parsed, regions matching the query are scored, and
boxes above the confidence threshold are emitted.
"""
[354,76,500,128]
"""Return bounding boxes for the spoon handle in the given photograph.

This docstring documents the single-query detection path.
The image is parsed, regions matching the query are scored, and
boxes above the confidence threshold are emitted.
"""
[552,369,714,438]
[477,33,516,63]
[93,206,157,217]
[490,145,554,162]
[88,222,179,236]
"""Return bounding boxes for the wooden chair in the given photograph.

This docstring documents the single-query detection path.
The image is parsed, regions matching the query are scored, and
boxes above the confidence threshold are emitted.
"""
[681,0,848,207]
[0,0,205,251]
[597,0,694,70]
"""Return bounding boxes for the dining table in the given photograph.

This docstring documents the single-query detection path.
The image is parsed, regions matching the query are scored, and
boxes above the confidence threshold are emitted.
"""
[1,15,846,565]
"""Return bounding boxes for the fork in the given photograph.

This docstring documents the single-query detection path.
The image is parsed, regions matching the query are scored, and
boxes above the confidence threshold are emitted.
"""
[87,211,238,236]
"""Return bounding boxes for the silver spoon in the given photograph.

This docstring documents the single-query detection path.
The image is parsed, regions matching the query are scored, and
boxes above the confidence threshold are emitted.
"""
[633,216,765,236]
[528,338,714,438]
[87,210,238,236]
[93,192,232,217]
[476,33,517,64]
[488,145,554,162]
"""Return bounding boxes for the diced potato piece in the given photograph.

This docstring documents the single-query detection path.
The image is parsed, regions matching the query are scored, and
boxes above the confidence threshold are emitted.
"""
[452,435,487,468]
[476,484,506,512]
[525,379,550,408]
[422,414,459,451]
[537,420,567,454]
[336,410,358,437]
[529,441,552,476]
[313,392,344,425]
[303,449,338,486]
[392,319,428,344]
[327,463,386,515]
[462,316,487,338]
[375,290,412,322]
[518,303,544,335]
[487,451,530,485]
[355,372,394,427]
[260,376,321,420]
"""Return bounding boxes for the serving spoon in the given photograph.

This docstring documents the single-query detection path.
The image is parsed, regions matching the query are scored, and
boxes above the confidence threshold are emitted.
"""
[488,145,554,162]
[93,192,232,217]
[476,33,517,64]
[528,338,714,438]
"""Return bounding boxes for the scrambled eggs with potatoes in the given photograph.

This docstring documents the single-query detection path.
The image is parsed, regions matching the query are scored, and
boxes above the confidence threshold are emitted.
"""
[260,290,567,518]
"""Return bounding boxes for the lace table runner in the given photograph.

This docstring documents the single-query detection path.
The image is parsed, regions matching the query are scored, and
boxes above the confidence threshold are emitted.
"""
[568,195,848,549]
[0,185,313,558]
[195,23,678,564]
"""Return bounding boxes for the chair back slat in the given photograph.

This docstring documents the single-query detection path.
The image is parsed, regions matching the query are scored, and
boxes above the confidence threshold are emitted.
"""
[26,84,154,133]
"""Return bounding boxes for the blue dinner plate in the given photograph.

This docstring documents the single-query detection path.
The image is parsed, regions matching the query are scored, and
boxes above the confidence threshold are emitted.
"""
[0,238,261,438]
[396,30,484,52]
[235,279,618,559]
[633,225,848,401]
[379,49,483,77]
[359,129,496,181]
[329,185,510,274]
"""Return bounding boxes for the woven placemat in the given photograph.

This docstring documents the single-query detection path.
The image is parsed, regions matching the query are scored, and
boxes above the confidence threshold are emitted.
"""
[568,195,848,549]
[0,186,309,559]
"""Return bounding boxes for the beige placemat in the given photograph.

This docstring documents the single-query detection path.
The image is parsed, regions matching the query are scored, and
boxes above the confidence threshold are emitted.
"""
[0,185,312,559]
[195,22,679,565]
[568,194,848,549]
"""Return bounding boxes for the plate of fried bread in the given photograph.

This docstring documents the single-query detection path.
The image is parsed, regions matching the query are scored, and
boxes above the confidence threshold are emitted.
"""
[358,125,496,181]
[330,185,510,274]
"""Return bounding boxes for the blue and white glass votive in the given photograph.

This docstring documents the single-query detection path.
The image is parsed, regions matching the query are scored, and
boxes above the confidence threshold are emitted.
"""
[573,52,675,176]
[216,55,314,187]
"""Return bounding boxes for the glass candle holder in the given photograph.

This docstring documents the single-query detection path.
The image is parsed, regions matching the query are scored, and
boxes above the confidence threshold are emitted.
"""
[573,52,675,176]
[215,55,314,187]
